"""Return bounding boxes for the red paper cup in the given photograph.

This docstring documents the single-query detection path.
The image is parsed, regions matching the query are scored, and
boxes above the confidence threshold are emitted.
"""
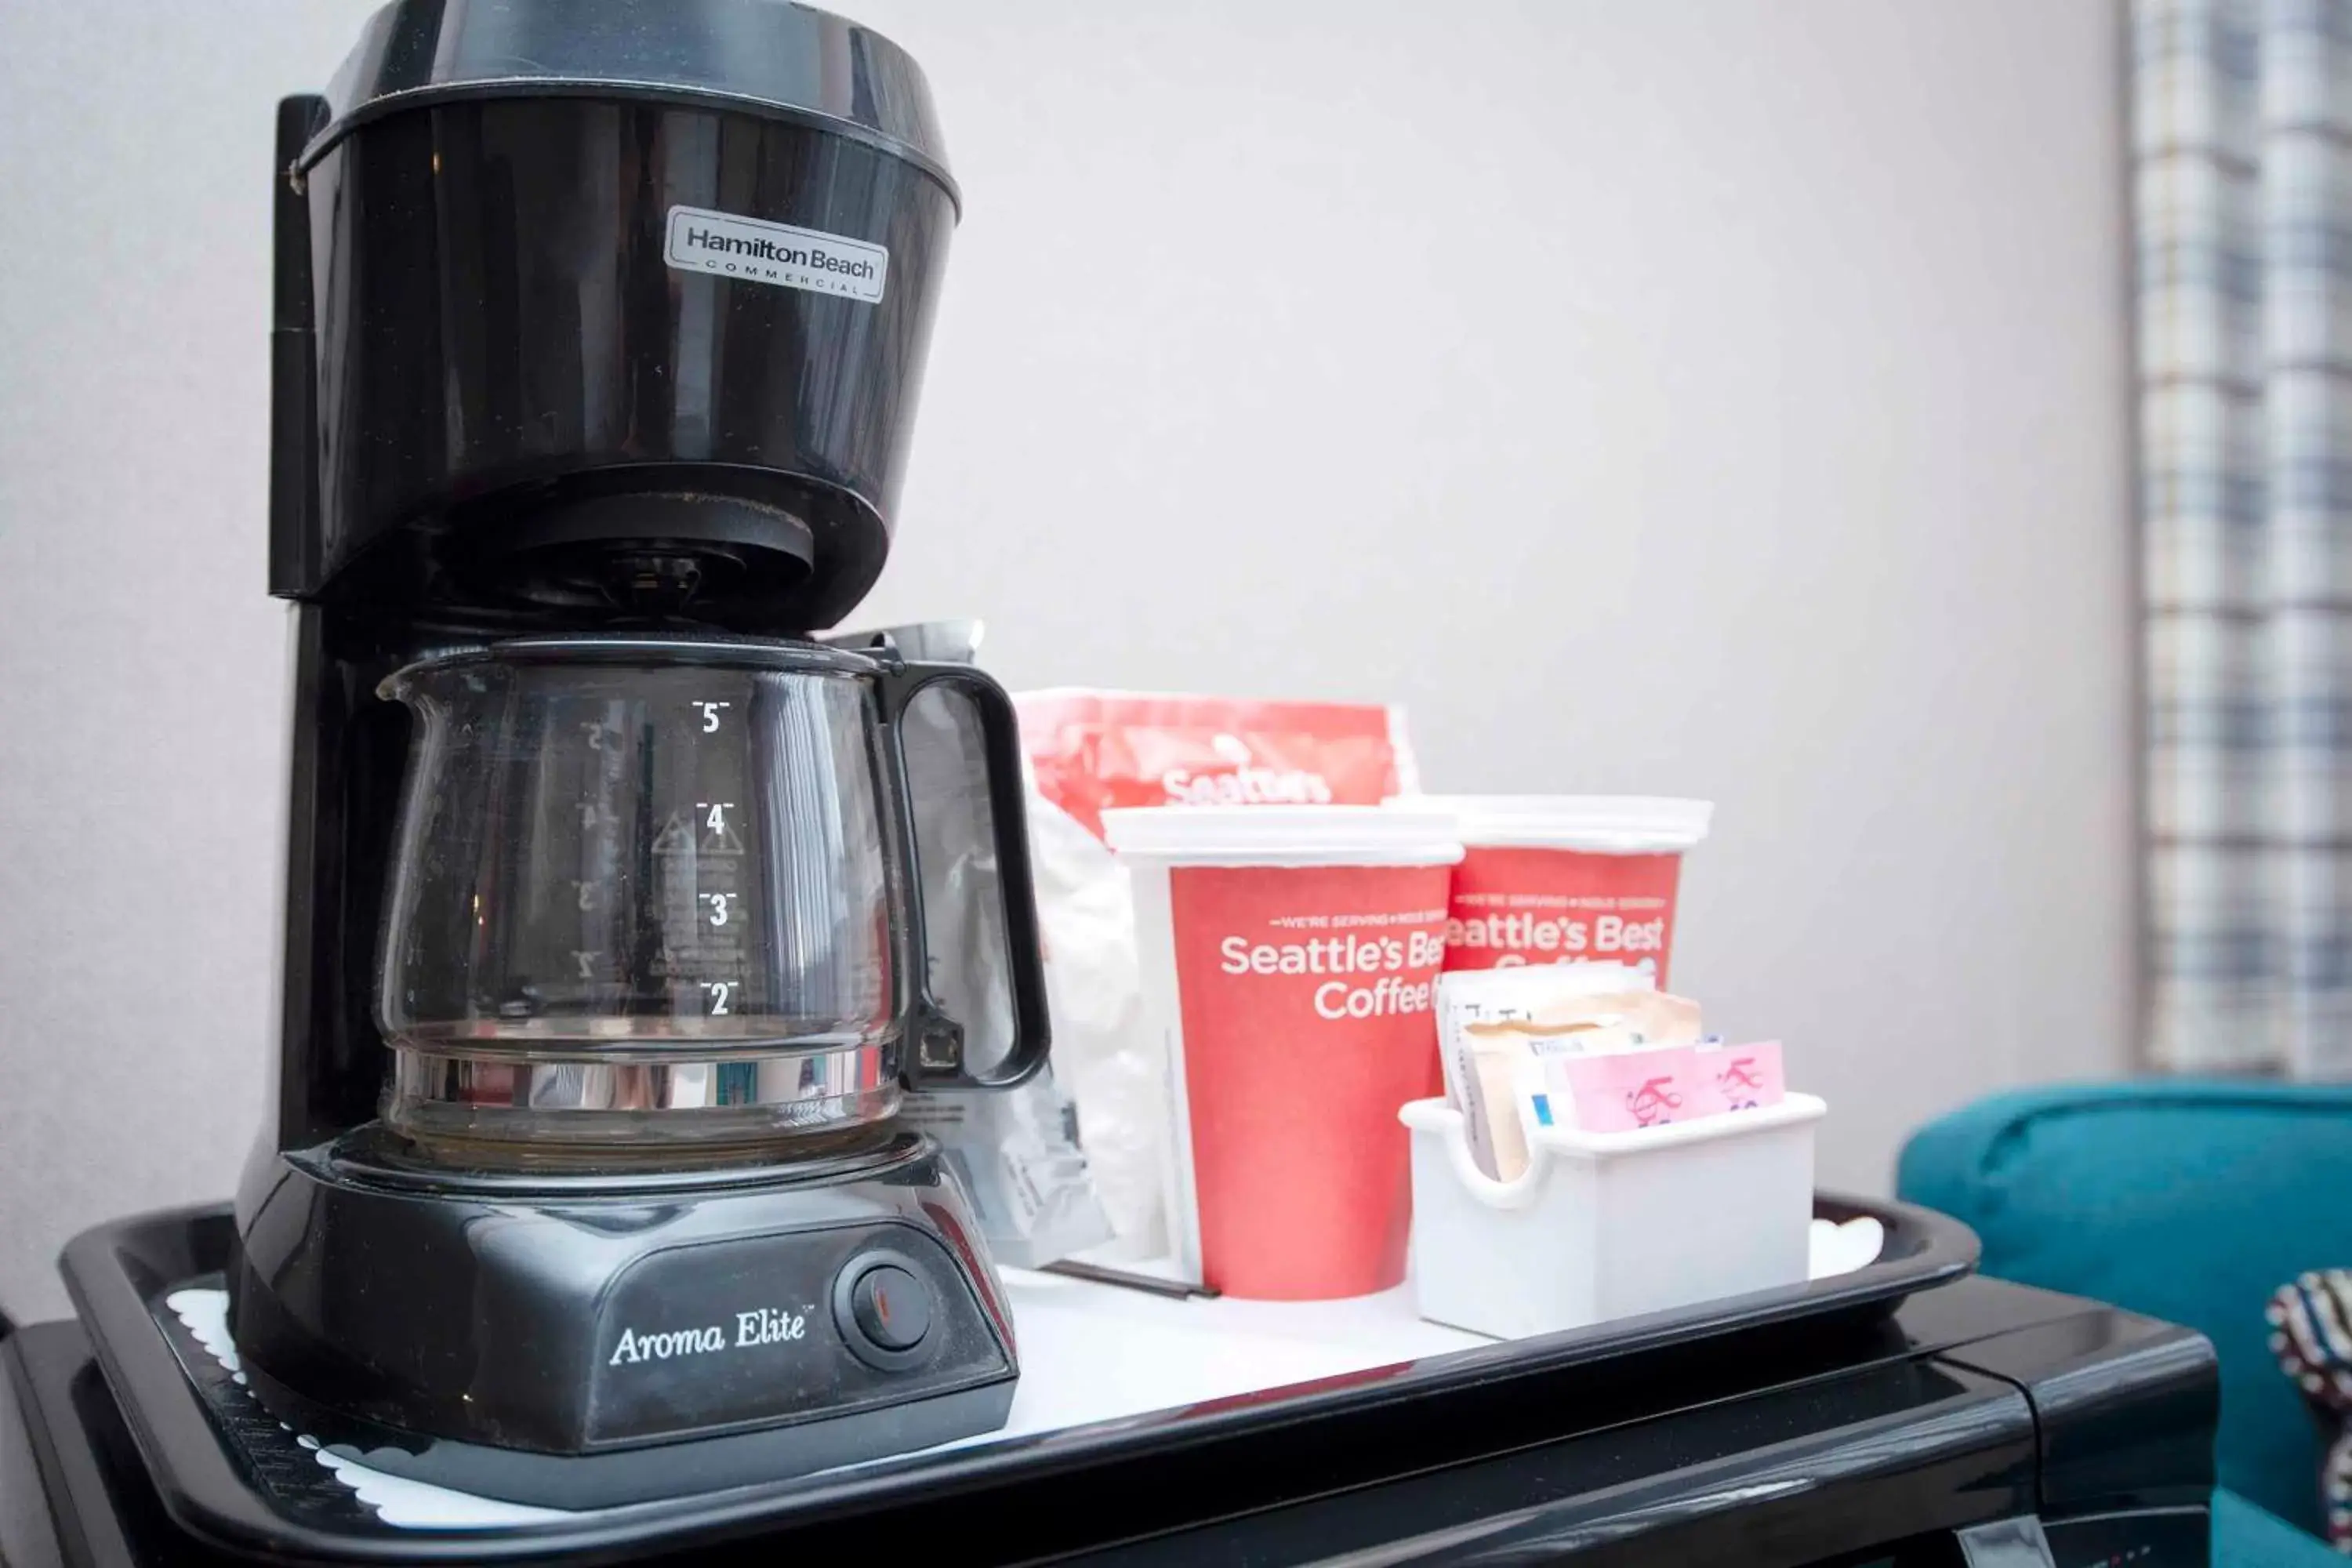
[1105,806,1461,1300]
[1398,797,1712,988]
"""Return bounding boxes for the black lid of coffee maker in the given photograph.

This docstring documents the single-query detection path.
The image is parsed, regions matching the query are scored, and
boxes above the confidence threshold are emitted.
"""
[274,0,964,630]
[303,0,957,207]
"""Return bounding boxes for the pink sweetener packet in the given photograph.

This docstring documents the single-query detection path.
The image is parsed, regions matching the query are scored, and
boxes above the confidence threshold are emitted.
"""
[1694,1040,1785,1114]
[1538,1044,1701,1133]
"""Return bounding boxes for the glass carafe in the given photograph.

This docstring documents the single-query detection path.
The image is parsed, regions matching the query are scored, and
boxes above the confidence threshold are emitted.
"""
[373,634,1047,1156]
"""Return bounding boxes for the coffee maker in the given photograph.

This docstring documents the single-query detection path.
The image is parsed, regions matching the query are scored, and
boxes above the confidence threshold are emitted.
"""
[227,0,1049,1508]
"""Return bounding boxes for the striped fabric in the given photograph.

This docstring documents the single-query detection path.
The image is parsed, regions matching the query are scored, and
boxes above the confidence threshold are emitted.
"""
[2263,1269,2352,1544]
[2138,0,2352,1077]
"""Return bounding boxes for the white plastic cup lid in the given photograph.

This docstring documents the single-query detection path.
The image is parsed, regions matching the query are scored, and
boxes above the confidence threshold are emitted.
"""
[1436,962,1657,1001]
[1387,795,1713,853]
[1102,805,1463,867]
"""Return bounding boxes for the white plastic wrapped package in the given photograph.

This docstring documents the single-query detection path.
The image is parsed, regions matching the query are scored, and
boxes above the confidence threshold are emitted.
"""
[1022,792,1164,1257]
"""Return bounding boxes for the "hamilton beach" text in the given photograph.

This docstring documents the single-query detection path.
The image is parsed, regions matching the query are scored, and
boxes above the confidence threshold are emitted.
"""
[663,205,889,303]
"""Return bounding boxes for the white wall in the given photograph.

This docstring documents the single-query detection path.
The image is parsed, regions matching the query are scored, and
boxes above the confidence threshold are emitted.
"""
[0,0,2131,1319]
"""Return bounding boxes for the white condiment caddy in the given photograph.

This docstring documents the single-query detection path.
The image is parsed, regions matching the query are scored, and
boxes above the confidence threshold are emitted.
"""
[1399,1093,1826,1341]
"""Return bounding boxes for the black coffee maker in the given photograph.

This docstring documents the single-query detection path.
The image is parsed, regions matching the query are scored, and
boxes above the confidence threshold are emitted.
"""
[226,0,1049,1507]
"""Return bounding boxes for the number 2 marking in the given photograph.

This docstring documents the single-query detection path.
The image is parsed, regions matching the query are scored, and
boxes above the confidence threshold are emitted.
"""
[705,981,734,1016]
[572,950,596,981]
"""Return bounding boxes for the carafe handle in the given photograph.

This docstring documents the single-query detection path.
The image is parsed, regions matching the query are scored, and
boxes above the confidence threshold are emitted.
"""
[876,660,1052,1091]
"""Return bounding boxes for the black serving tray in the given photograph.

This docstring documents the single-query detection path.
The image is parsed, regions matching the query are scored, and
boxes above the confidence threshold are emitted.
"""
[57,1194,1976,1565]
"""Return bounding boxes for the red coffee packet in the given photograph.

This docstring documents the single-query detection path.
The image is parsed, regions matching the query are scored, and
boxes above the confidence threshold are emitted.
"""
[1013,691,1417,841]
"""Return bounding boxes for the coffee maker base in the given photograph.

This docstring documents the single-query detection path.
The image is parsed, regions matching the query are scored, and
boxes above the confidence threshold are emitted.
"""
[223,1129,1020,1507]
[238,1358,1017,1511]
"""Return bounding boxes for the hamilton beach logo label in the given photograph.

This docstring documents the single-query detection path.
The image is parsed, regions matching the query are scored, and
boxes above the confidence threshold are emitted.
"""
[663,205,889,303]
[608,1305,808,1366]
[1161,733,1335,806]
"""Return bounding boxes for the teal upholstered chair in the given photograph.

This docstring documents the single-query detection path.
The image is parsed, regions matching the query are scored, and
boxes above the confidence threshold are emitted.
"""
[1899,1081,2352,1566]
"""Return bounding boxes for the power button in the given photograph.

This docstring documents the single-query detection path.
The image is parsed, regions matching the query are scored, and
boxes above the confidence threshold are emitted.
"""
[851,1265,930,1351]
[833,1250,938,1371]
